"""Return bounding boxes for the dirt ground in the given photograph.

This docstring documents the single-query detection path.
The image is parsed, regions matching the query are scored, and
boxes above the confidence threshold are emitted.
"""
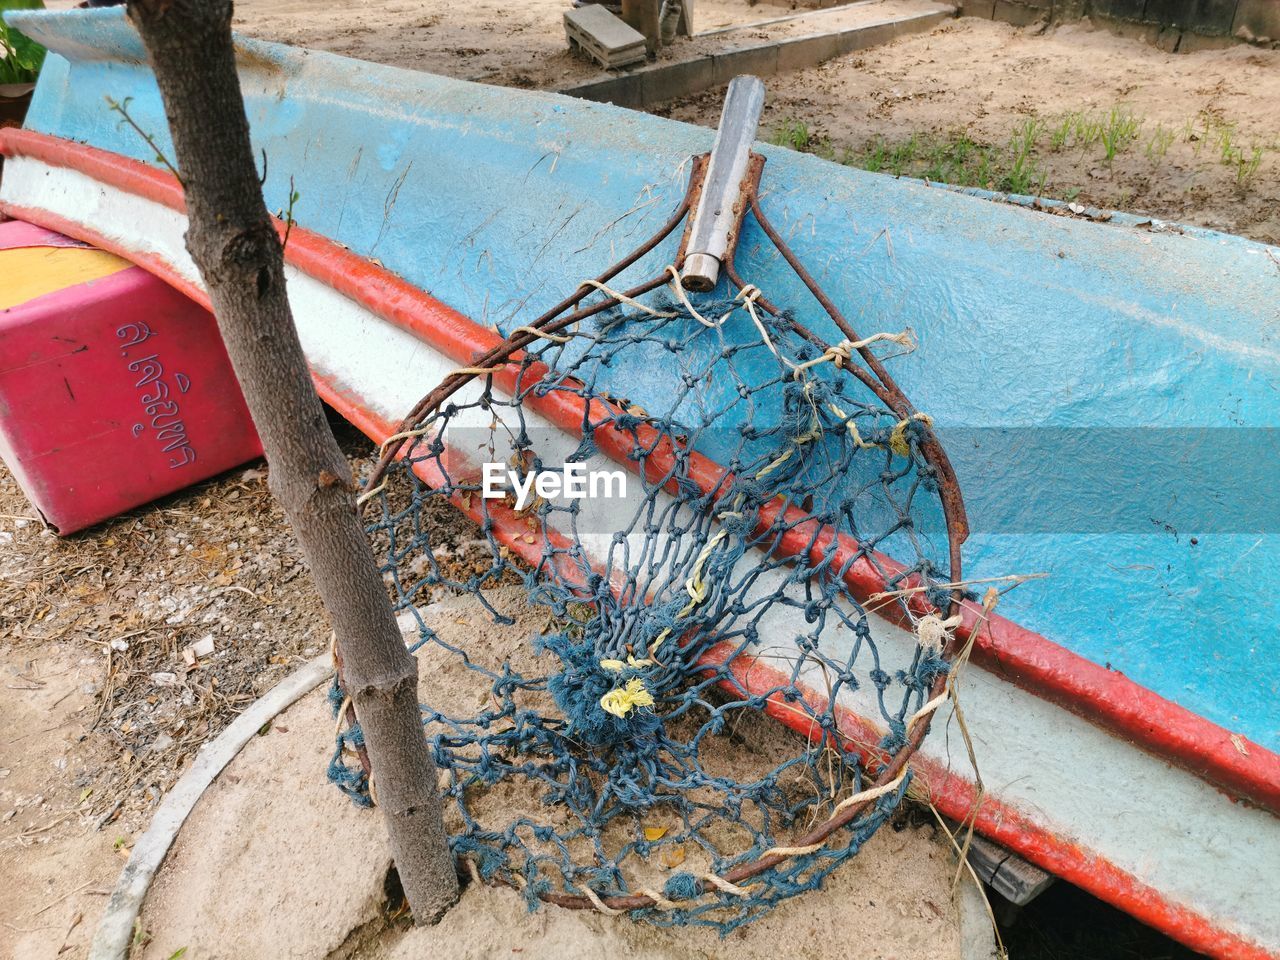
[0,422,359,959]
[132,591,966,960]
[231,0,941,92]
[1,440,974,959]
[661,18,1280,243]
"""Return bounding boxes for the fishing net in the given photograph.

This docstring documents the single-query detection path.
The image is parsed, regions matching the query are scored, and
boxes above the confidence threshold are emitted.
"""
[328,151,968,932]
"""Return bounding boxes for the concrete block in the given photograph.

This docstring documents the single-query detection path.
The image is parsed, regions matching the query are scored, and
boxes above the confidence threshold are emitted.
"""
[993,0,1049,25]
[1093,0,1146,19]
[1154,23,1184,47]
[564,5,959,107]
[958,0,997,17]
[775,30,842,72]
[1099,16,1163,42]
[571,72,644,108]
[1233,0,1280,40]
[564,5,647,68]
[1141,0,1239,34]
[639,56,714,104]
[710,43,780,86]
[837,20,897,53]
[1052,0,1090,21]
[1177,27,1237,47]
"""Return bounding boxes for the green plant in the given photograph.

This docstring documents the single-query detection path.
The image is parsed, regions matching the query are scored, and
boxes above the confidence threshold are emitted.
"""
[1049,112,1078,152]
[857,136,891,173]
[1004,119,1046,195]
[1216,122,1237,163]
[769,118,838,161]
[1229,144,1265,186]
[1145,123,1174,163]
[885,134,921,176]
[1073,113,1103,148]
[1012,117,1044,157]
[770,118,814,152]
[1099,107,1142,163]
[106,95,184,183]
[0,0,46,87]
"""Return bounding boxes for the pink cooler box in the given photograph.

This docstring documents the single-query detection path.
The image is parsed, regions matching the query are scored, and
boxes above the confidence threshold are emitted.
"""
[0,220,262,533]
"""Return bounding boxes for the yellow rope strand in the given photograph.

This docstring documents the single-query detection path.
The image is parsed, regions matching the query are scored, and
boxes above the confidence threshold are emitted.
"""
[889,412,934,457]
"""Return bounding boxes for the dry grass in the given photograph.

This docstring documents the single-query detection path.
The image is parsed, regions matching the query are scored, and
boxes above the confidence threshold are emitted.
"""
[0,420,368,834]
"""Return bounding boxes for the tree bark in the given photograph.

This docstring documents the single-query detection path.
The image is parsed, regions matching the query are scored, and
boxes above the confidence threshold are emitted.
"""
[125,0,459,922]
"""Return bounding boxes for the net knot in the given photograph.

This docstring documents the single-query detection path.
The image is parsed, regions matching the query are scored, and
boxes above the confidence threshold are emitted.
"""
[888,413,935,457]
[663,873,703,902]
[539,631,663,744]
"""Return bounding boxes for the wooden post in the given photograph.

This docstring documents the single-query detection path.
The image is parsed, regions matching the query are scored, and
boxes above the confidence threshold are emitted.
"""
[623,0,662,54]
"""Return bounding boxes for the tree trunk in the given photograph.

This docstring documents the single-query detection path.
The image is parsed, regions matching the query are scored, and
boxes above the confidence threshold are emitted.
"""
[125,0,459,922]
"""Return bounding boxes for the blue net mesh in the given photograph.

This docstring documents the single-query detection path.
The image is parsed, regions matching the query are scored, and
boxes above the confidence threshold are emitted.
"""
[330,289,958,932]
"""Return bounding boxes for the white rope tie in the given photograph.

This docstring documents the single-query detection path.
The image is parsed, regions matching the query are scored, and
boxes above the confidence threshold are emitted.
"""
[638,888,682,911]
[355,479,387,506]
[702,873,754,897]
[790,330,917,375]
[732,284,792,370]
[831,769,908,817]
[583,886,624,915]
[916,613,963,653]
[665,265,717,327]
[906,693,950,736]
[334,697,352,736]
[511,324,573,344]
[757,769,909,860]
[580,276,678,319]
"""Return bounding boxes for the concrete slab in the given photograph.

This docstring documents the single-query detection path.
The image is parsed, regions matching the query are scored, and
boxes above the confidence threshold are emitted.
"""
[561,3,956,107]
[1233,0,1280,40]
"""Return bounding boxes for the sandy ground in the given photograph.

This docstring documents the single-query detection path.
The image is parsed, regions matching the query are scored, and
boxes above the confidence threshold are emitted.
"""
[661,18,1280,243]
[0,643,119,960]
[231,0,942,90]
[134,591,967,960]
[1,427,967,960]
[0,423,359,959]
[230,2,1280,243]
